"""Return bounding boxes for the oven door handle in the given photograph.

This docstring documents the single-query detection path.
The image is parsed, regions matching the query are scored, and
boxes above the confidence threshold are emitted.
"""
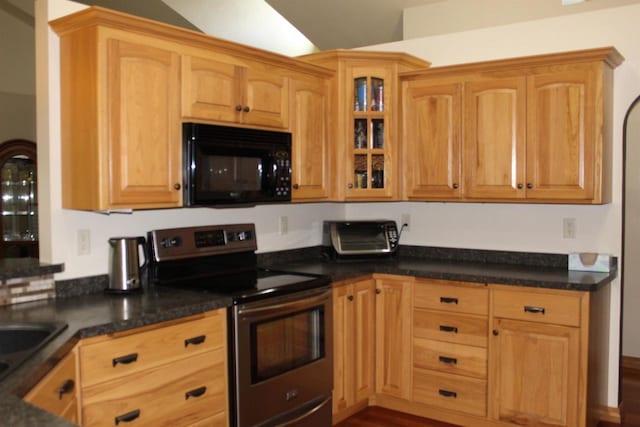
[237,289,330,319]
[278,395,332,427]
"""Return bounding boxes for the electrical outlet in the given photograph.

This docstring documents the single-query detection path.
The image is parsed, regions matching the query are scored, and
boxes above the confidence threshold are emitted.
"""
[401,213,411,232]
[562,218,576,239]
[77,229,91,255]
[279,216,288,235]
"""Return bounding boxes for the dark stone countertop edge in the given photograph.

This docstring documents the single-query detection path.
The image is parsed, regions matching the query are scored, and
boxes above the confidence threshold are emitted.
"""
[0,259,64,281]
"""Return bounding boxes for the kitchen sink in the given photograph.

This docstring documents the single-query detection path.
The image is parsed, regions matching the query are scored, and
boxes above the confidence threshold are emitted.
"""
[0,322,68,381]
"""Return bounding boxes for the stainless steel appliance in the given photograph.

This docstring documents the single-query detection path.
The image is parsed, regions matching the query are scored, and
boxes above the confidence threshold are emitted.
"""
[147,224,332,427]
[183,123,292,206]
[323,220,399,259]
[106,236,147,293]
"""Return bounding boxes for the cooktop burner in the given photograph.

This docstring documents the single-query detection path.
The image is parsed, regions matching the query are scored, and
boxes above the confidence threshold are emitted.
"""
[147,224,330,302]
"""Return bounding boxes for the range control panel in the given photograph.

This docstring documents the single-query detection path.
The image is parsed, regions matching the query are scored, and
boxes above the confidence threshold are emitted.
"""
[149,224,257,262]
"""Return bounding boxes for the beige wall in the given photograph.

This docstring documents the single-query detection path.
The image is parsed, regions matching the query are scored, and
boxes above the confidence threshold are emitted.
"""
[0,2,36,142]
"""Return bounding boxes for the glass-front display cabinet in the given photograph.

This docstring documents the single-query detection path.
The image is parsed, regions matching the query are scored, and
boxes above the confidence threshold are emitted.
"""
[348,68,393,198]
[0,140,38,258]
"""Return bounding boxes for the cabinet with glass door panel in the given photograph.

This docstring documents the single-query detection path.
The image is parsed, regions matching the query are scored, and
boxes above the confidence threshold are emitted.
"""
[348,68,393,199]
[0,140,38,258]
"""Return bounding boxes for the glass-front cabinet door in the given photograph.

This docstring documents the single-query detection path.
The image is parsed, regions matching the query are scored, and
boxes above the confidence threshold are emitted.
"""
[347,67,394,199]
[0,140,38,258]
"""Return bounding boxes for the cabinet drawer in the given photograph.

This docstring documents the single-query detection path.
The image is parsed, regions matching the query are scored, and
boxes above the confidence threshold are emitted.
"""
[413,368,486,417]
[81,310,225,386]
[413,337,486,379]
[24,350,77,419]
[414,309,488,347]
[188,412,227,427]
[414,280,488,315]
[492,288,582,327]
[82,348,227,427]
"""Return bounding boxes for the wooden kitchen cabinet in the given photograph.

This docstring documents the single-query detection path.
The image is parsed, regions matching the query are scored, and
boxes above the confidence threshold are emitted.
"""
[402,80,463,200]
[24,347,79,424]
[182,53,290,129]
[412,279,489,417]
[401,47,623,204]
[299,51,430,201]
[375,275,413,400]
[290,74,332,201]
[488,286,586,427]
[78,309,228,427]
[332,279,376,423]
[51,15,183,211]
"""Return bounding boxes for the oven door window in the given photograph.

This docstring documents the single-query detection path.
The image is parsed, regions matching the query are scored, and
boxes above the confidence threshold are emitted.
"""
[250,306,325,383]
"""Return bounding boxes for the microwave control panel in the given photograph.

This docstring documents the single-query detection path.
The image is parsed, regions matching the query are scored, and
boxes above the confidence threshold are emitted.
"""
[274,153,291,198]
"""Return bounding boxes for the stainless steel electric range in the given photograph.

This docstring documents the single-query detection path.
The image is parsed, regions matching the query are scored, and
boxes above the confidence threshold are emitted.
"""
[147,224,332,427]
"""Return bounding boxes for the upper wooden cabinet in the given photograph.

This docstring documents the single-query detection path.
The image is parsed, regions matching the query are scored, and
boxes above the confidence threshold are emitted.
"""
[51,6,332,210]
[182,53,290,129]
[290,73,332,201]
[299,51,430,201]
[401,47,623,204]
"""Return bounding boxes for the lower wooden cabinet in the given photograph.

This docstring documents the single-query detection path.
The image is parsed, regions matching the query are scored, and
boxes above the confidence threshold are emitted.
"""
[24,308,229,427]
[332,279,376,423]
[332,276,610,427]
[24,347,79,424]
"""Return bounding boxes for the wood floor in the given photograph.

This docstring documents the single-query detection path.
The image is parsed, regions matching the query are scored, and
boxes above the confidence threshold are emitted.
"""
[337,368,640,427]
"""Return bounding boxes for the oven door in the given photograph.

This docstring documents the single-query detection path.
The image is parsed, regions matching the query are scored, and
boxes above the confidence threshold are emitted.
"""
[232,286,332,427]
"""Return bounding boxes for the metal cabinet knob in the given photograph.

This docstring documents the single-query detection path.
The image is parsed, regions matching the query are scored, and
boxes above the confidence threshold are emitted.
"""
[347,295,354,301]
[174,183,181,190]
[243,106,250,113]
[452,183,459,189]
[347,183,353,189]
[235,104,243,112]
[293,184,299,190]
[527,183,533,189]
[517,183,523,189]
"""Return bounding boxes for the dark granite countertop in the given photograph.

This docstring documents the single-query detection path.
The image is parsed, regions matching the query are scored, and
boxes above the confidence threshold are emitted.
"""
[0,284,232,427]
[0,258,64,281]
[0,245,617,426]
[262,256,616,291]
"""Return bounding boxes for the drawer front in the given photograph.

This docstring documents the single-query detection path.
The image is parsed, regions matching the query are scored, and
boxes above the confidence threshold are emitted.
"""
[413,337,487,379]
[492,288,582,327]
[413,368,487,416]
[82,348,227,427]
[414,309,488,347]
[81,310,225,386]
[414,280,488,315]
[24,350,77,418]
[187,412,227,427]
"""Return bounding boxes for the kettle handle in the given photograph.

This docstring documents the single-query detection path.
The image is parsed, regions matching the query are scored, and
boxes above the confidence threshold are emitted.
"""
[137,236,149,269]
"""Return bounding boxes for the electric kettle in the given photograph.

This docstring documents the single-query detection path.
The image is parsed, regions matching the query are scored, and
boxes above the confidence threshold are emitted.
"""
[106,236,147,293]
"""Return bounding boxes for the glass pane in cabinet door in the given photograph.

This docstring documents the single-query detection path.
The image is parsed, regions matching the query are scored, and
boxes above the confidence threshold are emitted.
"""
[372,119,384,149]
[354,119,368,149]
[372,155,384,189]
[354,77,367,111]
[371,78,384,112]
[354,154,368,189]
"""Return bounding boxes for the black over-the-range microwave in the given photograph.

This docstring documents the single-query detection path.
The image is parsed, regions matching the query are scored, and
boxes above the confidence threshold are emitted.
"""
[183,122,292,206]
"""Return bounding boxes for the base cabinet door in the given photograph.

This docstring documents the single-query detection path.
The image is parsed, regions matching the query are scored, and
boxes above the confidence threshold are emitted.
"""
[332,279,376,422]
[375,276,412,400]
[489,318,580,426]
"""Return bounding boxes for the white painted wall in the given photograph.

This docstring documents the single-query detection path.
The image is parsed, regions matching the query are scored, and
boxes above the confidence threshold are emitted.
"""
[39,0,639,408]
[352,2,640,407]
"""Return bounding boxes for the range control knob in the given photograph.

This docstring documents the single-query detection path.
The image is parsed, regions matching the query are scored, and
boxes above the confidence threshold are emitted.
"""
[161,236,182,248]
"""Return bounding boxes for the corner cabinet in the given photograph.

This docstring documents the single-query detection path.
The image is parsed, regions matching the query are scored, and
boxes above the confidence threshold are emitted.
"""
[401,47,623,204]
[51,16,183,211]
[299,51,430,201]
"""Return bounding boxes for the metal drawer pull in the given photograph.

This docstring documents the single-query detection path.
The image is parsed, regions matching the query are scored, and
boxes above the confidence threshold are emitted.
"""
[440,297,459,304]
[185,386,207,400]
[439,389,457,398]
[112,353,138,367]
[57,379,74,400]
[438,356,458,365]
[439,325,458,333]
[184,335,206,347]
[524,306,546,314]
[115,409,140,425]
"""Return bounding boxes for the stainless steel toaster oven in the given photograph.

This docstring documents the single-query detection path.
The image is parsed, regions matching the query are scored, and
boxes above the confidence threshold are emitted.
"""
[322,220,399,259]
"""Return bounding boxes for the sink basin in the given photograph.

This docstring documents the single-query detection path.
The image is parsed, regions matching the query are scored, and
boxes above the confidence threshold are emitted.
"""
[0,322,68,381]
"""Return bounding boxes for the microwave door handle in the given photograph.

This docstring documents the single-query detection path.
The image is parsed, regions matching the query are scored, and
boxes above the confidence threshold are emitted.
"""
[237,291,330,320]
